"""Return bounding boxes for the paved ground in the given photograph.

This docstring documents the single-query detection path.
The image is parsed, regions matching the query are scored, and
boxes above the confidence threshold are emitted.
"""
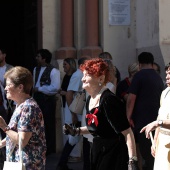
[46,153,83,170]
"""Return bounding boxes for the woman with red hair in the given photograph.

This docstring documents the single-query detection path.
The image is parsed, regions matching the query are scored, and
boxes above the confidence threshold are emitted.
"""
[64,58,138,170]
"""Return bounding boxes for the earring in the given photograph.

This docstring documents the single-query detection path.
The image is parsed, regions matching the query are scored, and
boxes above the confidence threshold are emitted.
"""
[99,83,102,86]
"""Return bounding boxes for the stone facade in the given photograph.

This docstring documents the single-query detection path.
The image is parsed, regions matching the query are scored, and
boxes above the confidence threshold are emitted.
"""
[41,0,170,152]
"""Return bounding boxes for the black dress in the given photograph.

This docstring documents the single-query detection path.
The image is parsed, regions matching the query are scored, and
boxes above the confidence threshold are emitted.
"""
[85,89,130,170]
[61,74,72,107]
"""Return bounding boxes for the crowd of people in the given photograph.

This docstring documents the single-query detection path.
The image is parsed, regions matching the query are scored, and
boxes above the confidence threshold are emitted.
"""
[0,45,169,170]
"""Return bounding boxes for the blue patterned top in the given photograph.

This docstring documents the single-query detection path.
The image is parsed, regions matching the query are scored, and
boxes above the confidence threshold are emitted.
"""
[6,98,46,170]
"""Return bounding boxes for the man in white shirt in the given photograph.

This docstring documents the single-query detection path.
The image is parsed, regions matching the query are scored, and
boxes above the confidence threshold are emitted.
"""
[33,49,60,155]
[57,57,88,170]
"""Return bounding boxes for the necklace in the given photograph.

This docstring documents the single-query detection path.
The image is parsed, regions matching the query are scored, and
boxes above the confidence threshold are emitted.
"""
[89,86,107,110]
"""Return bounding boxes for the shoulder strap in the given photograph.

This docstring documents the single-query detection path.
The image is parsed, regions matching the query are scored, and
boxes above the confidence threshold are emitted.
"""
[7,135,23,162]
[18,135,23,163]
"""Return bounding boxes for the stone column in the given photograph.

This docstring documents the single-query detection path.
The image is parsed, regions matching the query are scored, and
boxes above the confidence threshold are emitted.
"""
[81,0,102,58]
[55,0,76,59]
[55,0,76,153]
[159,0,170,64]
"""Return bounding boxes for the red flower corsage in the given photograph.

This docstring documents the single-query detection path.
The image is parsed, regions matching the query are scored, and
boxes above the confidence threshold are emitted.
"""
[86,108,99,126]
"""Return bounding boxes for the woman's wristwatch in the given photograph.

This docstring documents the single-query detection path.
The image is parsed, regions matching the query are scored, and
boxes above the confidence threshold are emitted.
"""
[3,126,10,133]
[158,120,163,127]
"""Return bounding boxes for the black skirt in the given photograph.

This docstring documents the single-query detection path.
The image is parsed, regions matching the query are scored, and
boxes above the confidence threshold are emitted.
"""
[91,135,128,170]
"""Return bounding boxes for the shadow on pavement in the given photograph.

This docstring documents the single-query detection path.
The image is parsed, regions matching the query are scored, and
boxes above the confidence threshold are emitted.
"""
[46,153,83,170]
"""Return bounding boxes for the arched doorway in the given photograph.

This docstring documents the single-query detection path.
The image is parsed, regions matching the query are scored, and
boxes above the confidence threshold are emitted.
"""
[0,0,42,72]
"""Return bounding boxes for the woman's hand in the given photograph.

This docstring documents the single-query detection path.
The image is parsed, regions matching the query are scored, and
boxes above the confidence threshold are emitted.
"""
[128,160,139,170]
[140,121,158,138]
[63,124,80,136]
[0,116,7,130]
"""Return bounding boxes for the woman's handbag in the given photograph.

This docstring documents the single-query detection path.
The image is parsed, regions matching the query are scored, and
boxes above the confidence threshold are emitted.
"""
[3,135,26,170]
[69,90,86,115]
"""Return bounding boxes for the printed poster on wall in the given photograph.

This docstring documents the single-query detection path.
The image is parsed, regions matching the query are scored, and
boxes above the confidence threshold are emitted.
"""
[109,0,130,25]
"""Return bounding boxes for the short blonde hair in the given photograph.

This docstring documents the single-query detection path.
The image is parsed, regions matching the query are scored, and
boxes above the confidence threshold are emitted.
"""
[128,63,139,74]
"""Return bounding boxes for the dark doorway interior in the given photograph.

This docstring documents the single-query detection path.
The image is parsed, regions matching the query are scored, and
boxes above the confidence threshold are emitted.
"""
[0,0,39,72]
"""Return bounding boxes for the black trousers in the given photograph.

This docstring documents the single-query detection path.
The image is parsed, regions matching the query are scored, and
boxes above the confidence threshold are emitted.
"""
[57,140,75,169]
[57,137,91,170]
[134,131,154,170]
[33,92,56,154]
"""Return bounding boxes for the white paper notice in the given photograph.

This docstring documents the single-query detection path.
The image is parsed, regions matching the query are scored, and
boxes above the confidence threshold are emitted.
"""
[109,0,130,25]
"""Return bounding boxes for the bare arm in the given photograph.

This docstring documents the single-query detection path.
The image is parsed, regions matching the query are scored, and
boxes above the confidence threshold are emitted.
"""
[66,90,78,124]
[123,94,128,102]
[121,127,137,158]
[0,116,32,148]
[140,119,170,139]
[140,121,158,138]
[66,91,74,106]
[126,93,136,127]
[5,130,32,148]
[140,120,160,158]
[140,116,161,158]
